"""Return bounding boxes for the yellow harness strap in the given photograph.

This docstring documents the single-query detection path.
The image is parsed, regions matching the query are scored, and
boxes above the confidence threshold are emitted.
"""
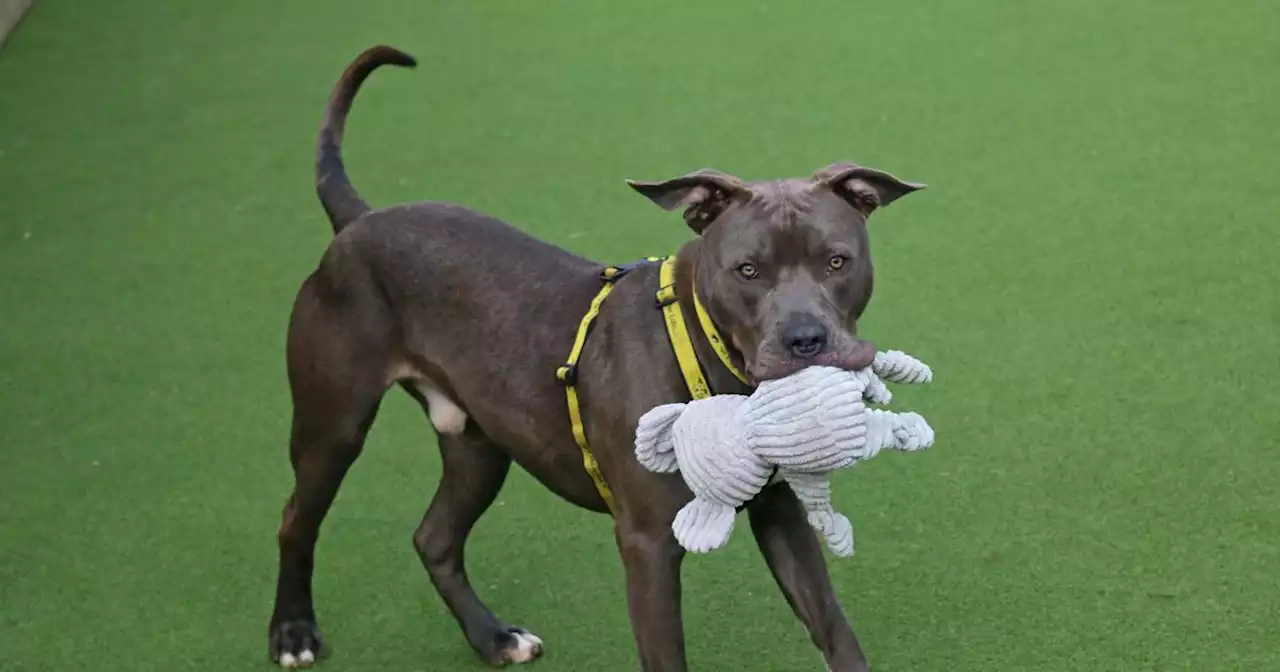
[691,285,750,385]
[559,255,757,516]
[658,257,781,486]
[656,257,713,400]
[557,258,661,515]
[657,256,750,397]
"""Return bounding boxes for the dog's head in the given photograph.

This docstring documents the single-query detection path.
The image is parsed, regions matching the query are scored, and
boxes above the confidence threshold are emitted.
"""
[628,163,924,383]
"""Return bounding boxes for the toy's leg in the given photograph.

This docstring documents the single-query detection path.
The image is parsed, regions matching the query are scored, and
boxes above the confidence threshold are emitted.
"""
[873,350,933,384]
[865,409,935,454]
[890,411,935,451]
[671,498,737,553]
[748,483,869,672]
[785,473,854,557]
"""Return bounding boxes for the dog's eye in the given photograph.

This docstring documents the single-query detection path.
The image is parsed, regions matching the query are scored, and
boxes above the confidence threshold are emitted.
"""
[828,255,848,271]
[738,263,759,280]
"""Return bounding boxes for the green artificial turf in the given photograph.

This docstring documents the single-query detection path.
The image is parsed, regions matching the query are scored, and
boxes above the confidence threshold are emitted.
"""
[2,1,1278,670]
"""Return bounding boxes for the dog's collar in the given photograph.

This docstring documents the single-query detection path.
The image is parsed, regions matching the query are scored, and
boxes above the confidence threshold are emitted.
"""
[690,278,751,386]
[656,256,750,397]
[657,257,780,489]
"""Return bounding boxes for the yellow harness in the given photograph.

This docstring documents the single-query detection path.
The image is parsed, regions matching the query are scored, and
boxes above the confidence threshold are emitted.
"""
[556,255,747,515]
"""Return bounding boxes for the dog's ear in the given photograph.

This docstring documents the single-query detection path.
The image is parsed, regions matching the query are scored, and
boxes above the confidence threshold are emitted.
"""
[626,168,748,234]
[811,162,925,216]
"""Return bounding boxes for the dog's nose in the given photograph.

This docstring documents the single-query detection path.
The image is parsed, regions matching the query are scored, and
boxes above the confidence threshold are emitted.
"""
[783,321,827,358]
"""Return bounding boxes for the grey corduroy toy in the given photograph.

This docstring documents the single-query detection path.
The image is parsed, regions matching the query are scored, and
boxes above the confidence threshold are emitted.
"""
[634,351,935,556]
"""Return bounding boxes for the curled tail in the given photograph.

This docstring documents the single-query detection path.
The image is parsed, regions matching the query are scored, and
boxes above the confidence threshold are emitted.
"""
[316,45,417,233]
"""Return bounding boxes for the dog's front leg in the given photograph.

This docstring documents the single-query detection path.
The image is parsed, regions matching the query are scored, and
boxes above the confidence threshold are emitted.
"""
[615,516,688,671]
[748,483,869,672]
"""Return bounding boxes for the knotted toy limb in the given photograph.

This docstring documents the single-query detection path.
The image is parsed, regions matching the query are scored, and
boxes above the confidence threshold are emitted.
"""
[634,403,686,473]
[672,498,737,553]
[858,409,936,460]
[854,350,931,406]
[785,471,855,556]
[886,410,935,452]
[872,350,932,385]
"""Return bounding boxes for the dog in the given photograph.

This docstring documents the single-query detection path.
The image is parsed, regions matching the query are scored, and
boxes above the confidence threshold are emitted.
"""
[267,45,925,671]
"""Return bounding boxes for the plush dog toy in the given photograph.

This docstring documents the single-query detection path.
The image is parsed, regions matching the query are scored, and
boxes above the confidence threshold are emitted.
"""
[634,351,935,557]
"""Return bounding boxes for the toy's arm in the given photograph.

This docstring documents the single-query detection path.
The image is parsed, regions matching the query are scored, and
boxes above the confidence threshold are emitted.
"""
[633,403,686,473]
[863,409,935,455]
[860,373,892,405]
[873,350,933,385]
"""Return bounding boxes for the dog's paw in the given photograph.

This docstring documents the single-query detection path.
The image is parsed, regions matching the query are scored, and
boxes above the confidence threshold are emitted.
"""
[491,627,543,665]
[269,618,323,668]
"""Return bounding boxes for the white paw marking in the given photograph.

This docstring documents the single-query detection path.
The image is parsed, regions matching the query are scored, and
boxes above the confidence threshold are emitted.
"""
[507,630,543,663]
[279,648,315,668]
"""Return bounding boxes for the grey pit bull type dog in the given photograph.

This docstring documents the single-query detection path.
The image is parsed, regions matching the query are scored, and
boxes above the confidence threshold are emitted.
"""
[268,45,925,671]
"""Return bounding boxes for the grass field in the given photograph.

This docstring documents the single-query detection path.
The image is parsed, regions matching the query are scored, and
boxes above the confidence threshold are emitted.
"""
[2,1,1278,670]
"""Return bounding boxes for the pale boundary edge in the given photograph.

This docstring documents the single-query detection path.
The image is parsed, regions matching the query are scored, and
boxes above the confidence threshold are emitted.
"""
[0,0,34,49]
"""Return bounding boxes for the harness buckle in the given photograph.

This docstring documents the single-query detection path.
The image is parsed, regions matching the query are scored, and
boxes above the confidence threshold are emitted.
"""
[555,363,578,385]
[602,256,664,283]
[655,284,678,308]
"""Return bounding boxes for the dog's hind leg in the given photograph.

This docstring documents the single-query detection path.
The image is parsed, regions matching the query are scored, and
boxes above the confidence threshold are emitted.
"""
[268,276,394,669]
[411,420,543,666]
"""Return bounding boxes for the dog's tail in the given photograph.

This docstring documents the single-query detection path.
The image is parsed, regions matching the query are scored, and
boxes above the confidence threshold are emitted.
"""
[316,45,417,234]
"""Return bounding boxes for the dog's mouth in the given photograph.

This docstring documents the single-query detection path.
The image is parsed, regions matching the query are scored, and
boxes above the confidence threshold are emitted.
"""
[746,341,876,384]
